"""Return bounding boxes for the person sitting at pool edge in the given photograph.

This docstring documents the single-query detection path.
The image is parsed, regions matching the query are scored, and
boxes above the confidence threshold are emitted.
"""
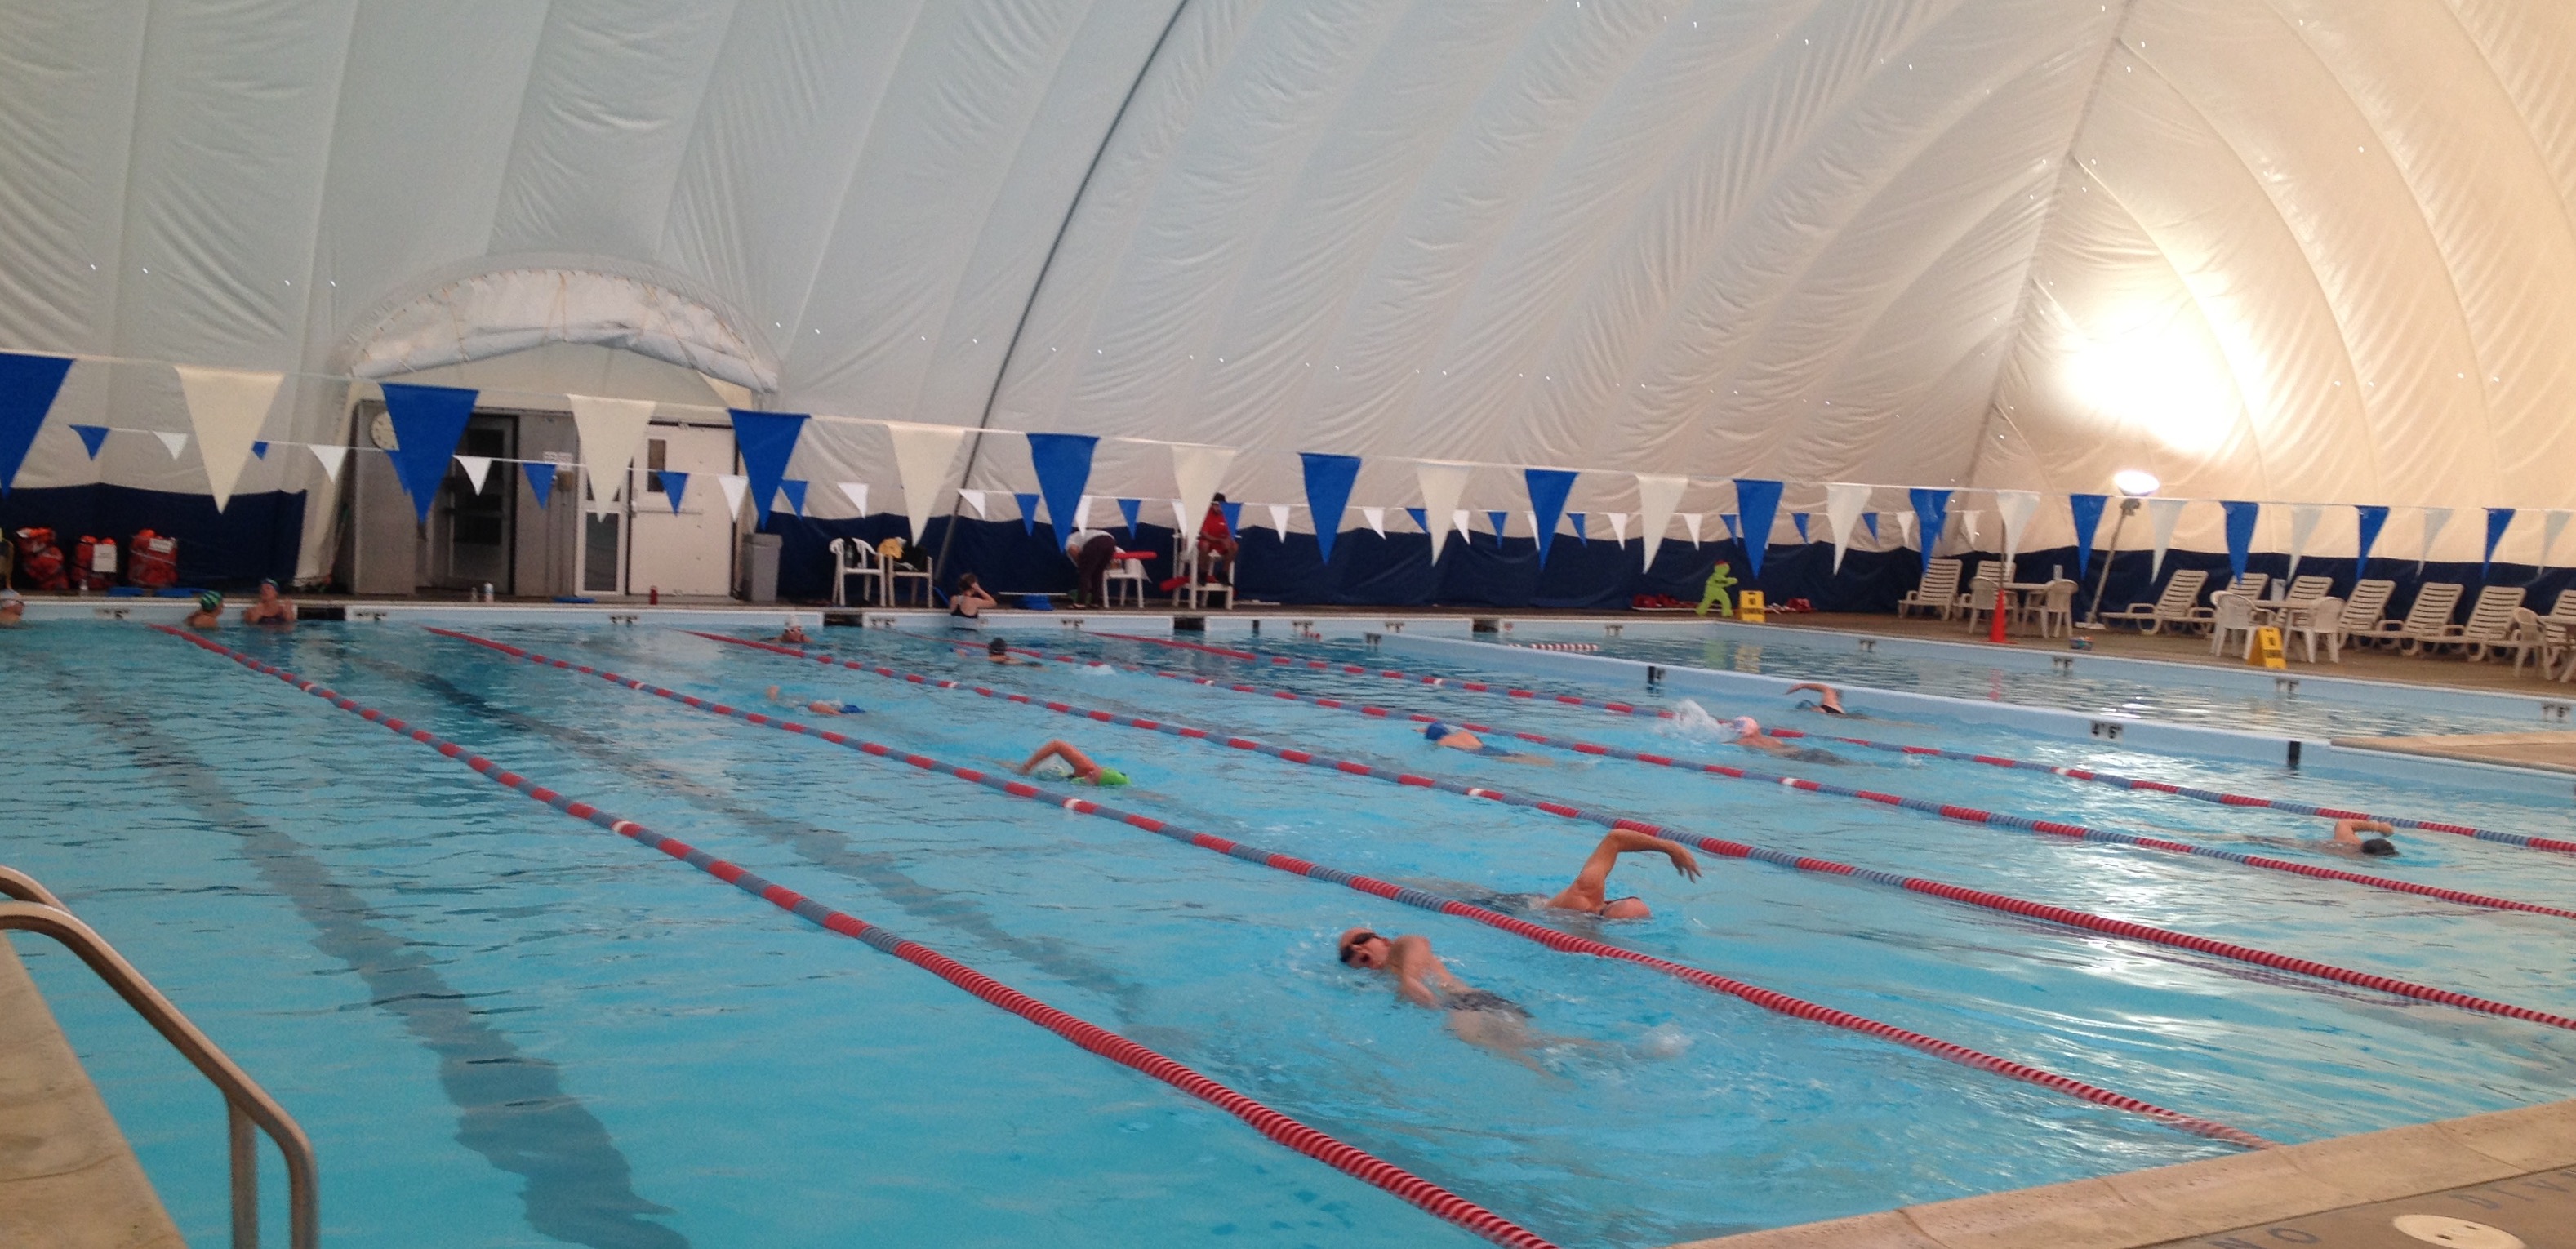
[950,573,998,620]
[185,590,224,629]
[766,685,861,716]
[1423,721,1549,763]
[0,589,23,628]
[2332,817,2399,857]
[1784,682,1848,716]
[241,579,296,625]
[1544,830,1702,919]
[1724,716,1849,765]
[1017,739,1128,786]
[1336,929,1575,1073]
[777,616,810,645]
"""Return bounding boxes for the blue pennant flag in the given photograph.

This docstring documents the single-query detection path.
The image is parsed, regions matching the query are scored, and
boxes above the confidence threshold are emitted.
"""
[251,440,269,460]
[1525,468,1577,568]
[1791,512,1810,543]
[779,479,809,518]
[1017,492,1042,535]
[523,462,558,509]
[1301,452,1363,563]
[1405,507,1426,532]
[2355,504,2390,570]
[1569,512,1587,542]
[1117,497,1142,538]
[2067,493,2107,581]
[70,424,109,459]
[1720,513,1739,541]
[1221,500,1244,536]
[379,383,479,523]
[0,352,77,496]
[661,470,690,514]
[1487,509,1509,544]
[1908,488,1952,576]
[728,409,809,524]
[2220,501,2259,584]
[2485,507,2516,578]
[1862,513,1879,542]
[1733,479,1782,577]
[1026,433,1099,553]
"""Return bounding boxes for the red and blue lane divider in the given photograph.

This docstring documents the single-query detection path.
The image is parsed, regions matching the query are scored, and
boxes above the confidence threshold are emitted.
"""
[438,628,2277,1150]
[1091,632,2576,857]
[158,628,1554,1249]
[689,633,2576,1036]
[896,633,2576,924]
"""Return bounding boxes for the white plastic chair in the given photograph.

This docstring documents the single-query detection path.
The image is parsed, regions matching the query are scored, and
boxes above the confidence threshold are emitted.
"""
[2030,579,2076,638]
[2208,592,2258,659]
[2284,597,2343,663]
[828,537,883,607]
[1104,552,1147,608]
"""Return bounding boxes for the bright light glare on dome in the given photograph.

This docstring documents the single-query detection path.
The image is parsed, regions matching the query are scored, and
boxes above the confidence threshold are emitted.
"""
[2112,469,2160,496]
[2065,322,2237,453]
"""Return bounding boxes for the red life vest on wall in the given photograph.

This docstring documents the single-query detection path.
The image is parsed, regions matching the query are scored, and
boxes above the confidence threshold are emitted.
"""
[13,528,66,592]
[129,530,179,588]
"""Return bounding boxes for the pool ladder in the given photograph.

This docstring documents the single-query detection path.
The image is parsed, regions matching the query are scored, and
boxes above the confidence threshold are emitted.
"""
[0,864,318,1248]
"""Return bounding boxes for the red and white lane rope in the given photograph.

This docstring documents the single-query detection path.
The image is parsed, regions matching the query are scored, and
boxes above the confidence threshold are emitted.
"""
[159,627,1556,1249]
[1092,633,2576,856]
[894,633,2576,923]
[432,627,2275,1149]
[688,633,2576,1035]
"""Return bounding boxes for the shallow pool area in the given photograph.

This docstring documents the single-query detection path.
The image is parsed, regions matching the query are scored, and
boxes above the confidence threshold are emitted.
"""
[7,618,2576,1247]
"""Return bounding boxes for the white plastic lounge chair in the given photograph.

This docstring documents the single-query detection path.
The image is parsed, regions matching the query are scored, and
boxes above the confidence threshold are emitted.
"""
[2452,586,2529,661]
[2283,575,2332,603]
[2338,579,2395,646]
[1899,558,1962,620]
[2354,582,2463,655]
[2227,572,2271,601]
[2100,568,2210,634]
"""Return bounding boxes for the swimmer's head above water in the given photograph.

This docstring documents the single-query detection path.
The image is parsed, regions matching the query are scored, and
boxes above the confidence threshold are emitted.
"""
[2359,837,2397,856]
[1337,927,1390,969]
[1724,715,1760,739]
[1422,721,1451,741]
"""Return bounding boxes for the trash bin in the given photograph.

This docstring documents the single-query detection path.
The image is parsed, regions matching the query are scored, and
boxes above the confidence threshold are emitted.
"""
[741,532,782,603]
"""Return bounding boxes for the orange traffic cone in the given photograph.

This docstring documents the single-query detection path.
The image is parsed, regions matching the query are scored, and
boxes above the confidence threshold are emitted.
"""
[1987,584,2012,644]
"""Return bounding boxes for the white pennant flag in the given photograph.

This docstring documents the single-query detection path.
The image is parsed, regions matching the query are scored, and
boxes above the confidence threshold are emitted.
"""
[1682,513,1704,546]
[839,482,869,516]
[1896,509,1916,548]
[172,365,283,513]
[1360,506,1385,537]
[718,473,750,520]
[2418,506,2454,571]
[1607,513,1631,544]
[959,488,988,519]
[567,395,656,501]
[1635,473,1688,571]
[1524,511,1538,541]
[1995,490,2041,570]
[1168,444,1237,553]
[1416,461,1472,564]
[1170,499,1190,531]
[154,430,190,459]
[309,442,349,482]
[2543,509,2574,568]
[455,455,493,494]
[1450,509,1471,540]
[2147,497,2187,578]
[1266,504,1292,534]
[883,422,968,543]
[1825,482,1871,572]
[1075,494,1097,531]
[2286,504,2324,581]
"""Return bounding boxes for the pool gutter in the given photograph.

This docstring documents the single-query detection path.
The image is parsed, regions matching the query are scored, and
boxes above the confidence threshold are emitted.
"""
[1660,1096,2576,1249]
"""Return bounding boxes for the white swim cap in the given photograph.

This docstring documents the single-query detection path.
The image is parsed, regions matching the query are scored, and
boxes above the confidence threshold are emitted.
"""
[1727,716,1760,738]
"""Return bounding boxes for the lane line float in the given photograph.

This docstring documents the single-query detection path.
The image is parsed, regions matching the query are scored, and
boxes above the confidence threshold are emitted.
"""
[686,632,2576,1034]
[1089,633,2576,856]
[434,627,2275,1149]
[158,626,1556,1249]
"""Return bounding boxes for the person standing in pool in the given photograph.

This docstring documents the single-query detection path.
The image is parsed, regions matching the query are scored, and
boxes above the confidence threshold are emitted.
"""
[950,573,998,620]
[185,590,224,629]
[241,579,296,625]
[1017,739,1128,786]
[1336,929,1577,1073]
[1422,721,1550,763]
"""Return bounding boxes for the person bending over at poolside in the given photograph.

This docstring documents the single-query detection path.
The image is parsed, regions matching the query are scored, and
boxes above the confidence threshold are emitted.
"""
[1783,682,1850,716]
[1337,929,1579,1073]
[1543,831,1702,919]
[1422,721,1550,764]
[241,579,296,625]
[2330,818,2399,857]
[185,590,225,630]
[1017,739,1129,786]
[766,685,861,716]
[1723,716,1850,766]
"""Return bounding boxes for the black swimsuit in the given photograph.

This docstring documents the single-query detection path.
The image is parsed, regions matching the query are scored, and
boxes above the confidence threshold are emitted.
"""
[1447,989,1528,1018]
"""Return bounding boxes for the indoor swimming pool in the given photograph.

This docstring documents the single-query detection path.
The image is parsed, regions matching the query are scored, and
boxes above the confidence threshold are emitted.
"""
[7,619,2575,1247]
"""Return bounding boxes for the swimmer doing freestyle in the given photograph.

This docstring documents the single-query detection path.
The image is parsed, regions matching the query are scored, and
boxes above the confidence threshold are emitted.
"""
[1721,715,1850,765]
[1422,721,1549,763]
[1335,928,1595,1073]
[1016,739,1129,787]
[766,686,862,716]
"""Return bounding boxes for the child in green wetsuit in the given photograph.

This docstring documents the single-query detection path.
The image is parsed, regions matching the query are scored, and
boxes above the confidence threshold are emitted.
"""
[1695,562,1737,617]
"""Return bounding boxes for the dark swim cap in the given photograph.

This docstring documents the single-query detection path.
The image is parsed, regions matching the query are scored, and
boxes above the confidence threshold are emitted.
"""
[2360,837,2397,856]
[1423,722,1449,741]
[989,637,1009,654]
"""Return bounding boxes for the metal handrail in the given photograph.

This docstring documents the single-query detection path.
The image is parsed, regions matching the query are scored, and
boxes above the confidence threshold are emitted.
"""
[0,866,317,1248]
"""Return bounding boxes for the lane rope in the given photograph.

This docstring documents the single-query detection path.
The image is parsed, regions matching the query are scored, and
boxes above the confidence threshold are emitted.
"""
[886,633,2576,923]
[434,626,2276,1149]
[157,626,1557,1249]
[1090,632,2576,857]
[688,632,2576,1034]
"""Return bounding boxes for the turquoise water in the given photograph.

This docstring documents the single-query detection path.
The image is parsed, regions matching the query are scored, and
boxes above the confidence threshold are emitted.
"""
[3,621,2573,1248]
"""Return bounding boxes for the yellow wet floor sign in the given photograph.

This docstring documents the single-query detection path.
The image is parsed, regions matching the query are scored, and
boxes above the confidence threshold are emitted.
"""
[1737,590,1766,623]
[2249,625,2286,669]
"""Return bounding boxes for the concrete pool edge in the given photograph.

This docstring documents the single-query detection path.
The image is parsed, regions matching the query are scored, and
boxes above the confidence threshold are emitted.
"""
[1661,1096,2576,1249]
[0,940,184,1249]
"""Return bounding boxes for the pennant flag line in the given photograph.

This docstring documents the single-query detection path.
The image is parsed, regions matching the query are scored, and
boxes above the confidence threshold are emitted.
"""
[524,462,558,509]
[71,424,109,459]
[728,409,809,523]
[2067,494,2107,582]
[1732,478,1782,577]
[2355,504,2389,569]
[2418,506,2454,572]
[309,443,348,482]
[456,455,494,495]
[661,471,691,513]
[1826,483,1871,574]
[2220,501,2258,584]
[2484,508,2515,577]
[1417,461,1472,565]
[379,383,478,523]
[780,479,809,518]
[1635,473,1688,572]
[1016,491,1041,535]
[1360,506,1385,537]
[0,353,74,496]
[1301,452,1362,563]
[1118,497,1142,537]
[2147,497,2186,579]
[840,482,870,518]
[173,364,282,513]
[1908,488,1952,576]
[959,488,988,519]
[888,422,968,542]
[154,430,190,459]
[1026,433,1098,555]
[567,395,656,503]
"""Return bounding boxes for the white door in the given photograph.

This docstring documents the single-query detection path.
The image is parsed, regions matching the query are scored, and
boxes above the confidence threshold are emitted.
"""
[625,424,737,598]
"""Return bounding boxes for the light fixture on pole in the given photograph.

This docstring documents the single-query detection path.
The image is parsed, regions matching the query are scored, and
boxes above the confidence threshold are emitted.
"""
[2082,469,2160,628]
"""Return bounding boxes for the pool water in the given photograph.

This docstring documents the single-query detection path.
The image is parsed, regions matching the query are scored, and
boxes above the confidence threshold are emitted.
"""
[1503,625,2574,740]
[5,621,2574,1248]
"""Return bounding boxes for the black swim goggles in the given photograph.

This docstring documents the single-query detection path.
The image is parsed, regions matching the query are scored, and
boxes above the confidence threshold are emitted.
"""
[1338,931,1381,964]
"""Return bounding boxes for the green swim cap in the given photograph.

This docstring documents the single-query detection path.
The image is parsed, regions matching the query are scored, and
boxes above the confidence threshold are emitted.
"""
[1088,767,1129,788]
[198,591,223,611]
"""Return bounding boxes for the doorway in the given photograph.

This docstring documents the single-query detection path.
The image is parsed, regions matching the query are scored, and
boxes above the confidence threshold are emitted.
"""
[427,413,517,594]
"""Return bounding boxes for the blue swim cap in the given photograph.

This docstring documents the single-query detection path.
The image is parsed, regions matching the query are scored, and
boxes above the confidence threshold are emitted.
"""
[1422,722,1449,741]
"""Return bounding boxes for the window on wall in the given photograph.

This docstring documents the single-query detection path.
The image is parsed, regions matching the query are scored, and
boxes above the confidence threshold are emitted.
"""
[645,438,669,494]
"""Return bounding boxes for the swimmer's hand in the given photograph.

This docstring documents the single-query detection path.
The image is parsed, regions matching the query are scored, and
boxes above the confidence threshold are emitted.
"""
[1662,843,1702,882]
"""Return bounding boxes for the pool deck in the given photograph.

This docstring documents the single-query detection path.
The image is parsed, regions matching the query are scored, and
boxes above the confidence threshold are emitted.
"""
[1668,1096,2576,1249]
[0,940,182,1248]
